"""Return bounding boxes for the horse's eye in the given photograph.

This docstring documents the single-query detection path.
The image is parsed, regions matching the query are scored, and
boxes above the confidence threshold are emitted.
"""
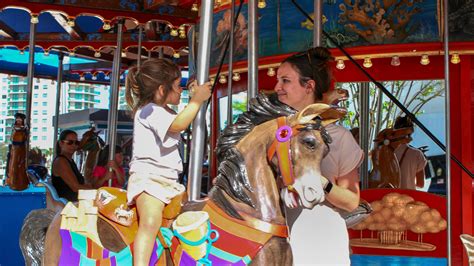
[301,136,317,151]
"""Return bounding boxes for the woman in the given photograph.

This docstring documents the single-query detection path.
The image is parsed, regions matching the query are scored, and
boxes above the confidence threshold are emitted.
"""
[52,130,92,202]
[275,47,363,265]
[91,145,126,188]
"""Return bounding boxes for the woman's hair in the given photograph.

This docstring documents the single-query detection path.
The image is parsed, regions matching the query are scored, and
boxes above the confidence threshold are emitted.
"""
[55,129,77,156]
[394,115,414,129]
[282,47,334,100]
[125,58,181,114]
[97,145,122,167]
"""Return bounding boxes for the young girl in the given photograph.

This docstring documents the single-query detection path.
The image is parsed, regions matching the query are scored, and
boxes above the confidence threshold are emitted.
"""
[125,58,211,265]
[91,144,126,188]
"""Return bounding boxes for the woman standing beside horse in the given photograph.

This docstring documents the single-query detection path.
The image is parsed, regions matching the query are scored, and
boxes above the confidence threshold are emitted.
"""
[274,47,363,265]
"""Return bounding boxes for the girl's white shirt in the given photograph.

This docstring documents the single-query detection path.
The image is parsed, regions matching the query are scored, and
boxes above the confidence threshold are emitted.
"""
[129,103,182,179]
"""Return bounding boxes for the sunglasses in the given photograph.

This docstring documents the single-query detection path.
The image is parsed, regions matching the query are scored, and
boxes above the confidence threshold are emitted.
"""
[62,140,80,146]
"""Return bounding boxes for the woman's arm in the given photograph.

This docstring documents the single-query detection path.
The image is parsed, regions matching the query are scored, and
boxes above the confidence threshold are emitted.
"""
[322,168,360,212]
[53,158,92,191]
[109,160,125,187]
[416,168,425,188]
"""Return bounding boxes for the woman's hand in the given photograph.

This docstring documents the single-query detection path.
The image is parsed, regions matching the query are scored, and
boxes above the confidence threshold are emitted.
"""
[190,81,212,104]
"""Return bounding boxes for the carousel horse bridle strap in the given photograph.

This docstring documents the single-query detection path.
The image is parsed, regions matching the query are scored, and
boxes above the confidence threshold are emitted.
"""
[206,200,288,238]
[267,117,302,191]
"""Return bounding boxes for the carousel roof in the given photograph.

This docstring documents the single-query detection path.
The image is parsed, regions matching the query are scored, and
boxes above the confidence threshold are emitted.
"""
[0,0,198,83]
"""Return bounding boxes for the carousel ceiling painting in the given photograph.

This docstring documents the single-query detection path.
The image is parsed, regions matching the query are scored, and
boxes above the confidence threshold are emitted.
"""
[211,0,453,68]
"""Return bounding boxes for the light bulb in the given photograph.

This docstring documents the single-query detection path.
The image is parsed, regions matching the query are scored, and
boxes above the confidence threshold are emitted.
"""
[103,21,111,30]
[91,75,97,81]
[363,57,372,68]
[94,51,101,57]
[420,54,430,65]
[121,50,127,57]
[170,28,178,37]
[232,72,241,81]
[19,50,24,55]
[69,50,75,56]
[173,52,180,58]
[267,67,276,77]
[104,74,110,80]
[179,32,186,39]
[336,59,345,70]
[451,53,460,64]
[391,56,400,66]
[219,74,227,84]
[44,50,49,56]
[67,18,75,27]
[258,0,266,8]
[30,14,39,24]
[191,3,199,12]
[80,75,85,81]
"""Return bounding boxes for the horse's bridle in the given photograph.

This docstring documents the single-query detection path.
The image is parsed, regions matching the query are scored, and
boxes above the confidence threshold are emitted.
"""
[267,116,331,192]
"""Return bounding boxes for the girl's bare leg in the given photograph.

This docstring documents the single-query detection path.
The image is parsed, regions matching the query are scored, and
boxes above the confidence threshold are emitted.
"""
[133,192,165,266]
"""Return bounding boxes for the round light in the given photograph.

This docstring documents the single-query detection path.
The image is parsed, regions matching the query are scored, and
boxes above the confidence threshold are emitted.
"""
[173,52,180,58]
[170,28,178,37]
[336,59,345,70]
[267,67,276,77]
[44,50,50,56]
[94,51,101,57]
[391,56,401,66]
[363,57,372,68]
[103,21,111,30]
[451,53,460,64]
[232,72,241,81]
[258,0,267,8]
[191,3,199,12]
[219,74,227,84]
[420,54,430,65]
[30,14,39,24]
[67,18,75,27]
[80,75,85,81]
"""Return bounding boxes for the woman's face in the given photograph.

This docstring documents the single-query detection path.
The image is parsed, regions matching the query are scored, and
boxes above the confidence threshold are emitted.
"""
[274,62,315,111]
[59,133,79,156]
[115,152,124,165]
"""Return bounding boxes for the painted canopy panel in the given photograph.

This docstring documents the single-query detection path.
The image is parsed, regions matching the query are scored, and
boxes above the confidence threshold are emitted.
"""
[211,0,442,67]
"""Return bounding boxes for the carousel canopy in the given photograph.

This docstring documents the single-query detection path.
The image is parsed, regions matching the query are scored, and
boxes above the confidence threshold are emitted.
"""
[0,0,198,84]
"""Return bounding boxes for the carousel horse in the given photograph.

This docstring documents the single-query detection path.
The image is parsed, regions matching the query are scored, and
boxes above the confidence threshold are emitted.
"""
[6,114,29,191]
[79,127,105,184]
[368,127,413,188]
[38,94,348,265]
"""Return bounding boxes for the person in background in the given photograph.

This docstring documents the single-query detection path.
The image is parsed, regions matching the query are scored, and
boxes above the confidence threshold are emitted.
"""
[91,144,126,188]
[393,115,426,189]
[52,130,93,202]
[275,47,363,265]
[125,58,211,266]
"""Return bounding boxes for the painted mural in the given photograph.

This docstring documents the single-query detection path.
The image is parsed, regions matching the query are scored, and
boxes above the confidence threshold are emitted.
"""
[210,0,440,67]
[449,0,474,41]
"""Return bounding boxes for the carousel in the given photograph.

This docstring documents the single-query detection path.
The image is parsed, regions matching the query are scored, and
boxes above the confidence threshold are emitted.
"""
[0,0,472,265]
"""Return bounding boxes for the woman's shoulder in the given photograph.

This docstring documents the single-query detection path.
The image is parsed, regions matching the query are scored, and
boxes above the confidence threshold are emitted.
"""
[325,124,352,138]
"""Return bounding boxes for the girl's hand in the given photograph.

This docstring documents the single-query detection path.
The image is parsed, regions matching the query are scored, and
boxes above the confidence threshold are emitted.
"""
[190,81,212,103]
[107,160,119,171]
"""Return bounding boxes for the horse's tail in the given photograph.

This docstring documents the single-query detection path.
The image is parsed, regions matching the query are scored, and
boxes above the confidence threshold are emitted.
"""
[19,208,56,266]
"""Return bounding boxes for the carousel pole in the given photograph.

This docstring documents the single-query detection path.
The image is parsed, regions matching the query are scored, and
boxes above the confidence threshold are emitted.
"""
[188,0,214,201]
[106,20,124,186]
[359,83,370,189]
[137,25,143,69]
[313,0,322,46]
[25,15,37,156]
[247,0,258,105]
[442,0,452,264]
[226,0,236,126]
[53,53,64,157]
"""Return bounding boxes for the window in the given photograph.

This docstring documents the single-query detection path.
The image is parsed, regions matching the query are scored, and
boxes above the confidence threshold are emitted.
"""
[1,95,6,99]
[32,136,38,140]
[34,94,38,98]
[42,136,47,140]
[33,119,38,123]
[42,93,47,98]
[33,110,39,115]
[34,85,39,90]
[42,102,47,106]
[42,118,47,123]
[42,110,47,115]
[42,127,47,132]
[42,85,48,90]
[32,127,38,132]
[33,102,38,107]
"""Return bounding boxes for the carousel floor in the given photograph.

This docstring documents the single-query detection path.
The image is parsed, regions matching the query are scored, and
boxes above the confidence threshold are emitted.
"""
[351,254,447,265]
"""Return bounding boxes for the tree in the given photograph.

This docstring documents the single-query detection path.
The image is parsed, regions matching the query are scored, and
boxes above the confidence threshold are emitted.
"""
[340,80,444,149]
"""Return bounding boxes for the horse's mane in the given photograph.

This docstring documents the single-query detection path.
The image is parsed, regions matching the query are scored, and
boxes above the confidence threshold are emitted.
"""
[210,93,296,219]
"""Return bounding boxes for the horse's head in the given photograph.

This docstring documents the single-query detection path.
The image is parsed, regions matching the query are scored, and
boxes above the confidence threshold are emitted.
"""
[267,103,346,209]
[79,127,105,152]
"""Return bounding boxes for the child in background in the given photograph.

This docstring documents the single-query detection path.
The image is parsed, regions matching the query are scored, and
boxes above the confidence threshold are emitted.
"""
[125,58,211,266]
[92,144,125,188]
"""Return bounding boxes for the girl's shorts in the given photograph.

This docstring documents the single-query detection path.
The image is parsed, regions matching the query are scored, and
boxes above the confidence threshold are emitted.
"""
[127,172,185,205]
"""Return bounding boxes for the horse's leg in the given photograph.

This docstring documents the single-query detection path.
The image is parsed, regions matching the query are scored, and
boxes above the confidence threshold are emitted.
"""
[43,213,62,265]
[251,237,292,266]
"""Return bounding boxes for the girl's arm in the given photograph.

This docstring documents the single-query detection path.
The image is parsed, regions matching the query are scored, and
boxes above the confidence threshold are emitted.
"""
[91,166,110,188]
[53,157,92,191]
[109,160,126,187]
[169,82,211,133]
[322,168,360,212]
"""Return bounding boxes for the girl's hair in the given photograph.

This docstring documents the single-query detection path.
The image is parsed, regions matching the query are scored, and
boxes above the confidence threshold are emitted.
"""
[97,144,122,167]
[282,47,333,100]
[125,58,181,114]
[394,116,414,129]
[55,129,77,156]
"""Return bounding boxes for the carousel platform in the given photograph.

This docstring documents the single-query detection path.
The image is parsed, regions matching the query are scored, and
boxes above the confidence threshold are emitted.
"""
[351,254,447,265]
[0,185,46,265]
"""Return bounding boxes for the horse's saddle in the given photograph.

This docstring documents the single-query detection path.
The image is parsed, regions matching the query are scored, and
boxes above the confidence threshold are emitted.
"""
[94,187,186,245]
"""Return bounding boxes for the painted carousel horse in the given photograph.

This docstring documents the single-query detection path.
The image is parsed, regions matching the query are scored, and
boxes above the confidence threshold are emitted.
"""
[79,127,105,184]
[368,126,413,188]
[38,94,347,265]
[6,113,29,191]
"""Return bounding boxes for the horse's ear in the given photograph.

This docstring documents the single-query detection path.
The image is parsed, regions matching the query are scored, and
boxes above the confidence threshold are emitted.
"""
[295,103,346,125]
